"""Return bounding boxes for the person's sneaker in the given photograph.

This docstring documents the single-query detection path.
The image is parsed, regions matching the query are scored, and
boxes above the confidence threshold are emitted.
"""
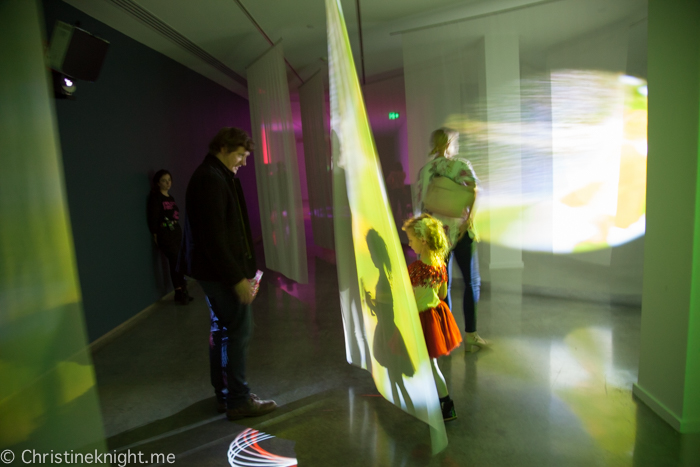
[441,399,457,421]
[226,395,277,421]
[465,332,489,350]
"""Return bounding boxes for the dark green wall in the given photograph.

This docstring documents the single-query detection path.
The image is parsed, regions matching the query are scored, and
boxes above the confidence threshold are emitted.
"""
[41,0,260,341]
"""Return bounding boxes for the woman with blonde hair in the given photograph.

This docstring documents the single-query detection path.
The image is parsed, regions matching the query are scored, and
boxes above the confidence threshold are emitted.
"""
[413,128,486,351]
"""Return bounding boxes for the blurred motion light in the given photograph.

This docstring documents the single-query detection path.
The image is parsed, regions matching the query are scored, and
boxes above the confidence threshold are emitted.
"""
[388,111,400,120]
[449,71,648,253]
[618,75,644,86]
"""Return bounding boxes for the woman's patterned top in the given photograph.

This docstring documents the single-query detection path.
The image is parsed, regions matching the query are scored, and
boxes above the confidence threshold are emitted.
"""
[408,260,447,312]
[413,155,478,247]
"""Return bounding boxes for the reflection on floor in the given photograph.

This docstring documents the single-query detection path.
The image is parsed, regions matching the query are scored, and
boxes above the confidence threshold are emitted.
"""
[93,244,700,467]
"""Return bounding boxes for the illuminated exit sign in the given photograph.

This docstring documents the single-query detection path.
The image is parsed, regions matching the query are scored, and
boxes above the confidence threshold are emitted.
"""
[388,112,400,120]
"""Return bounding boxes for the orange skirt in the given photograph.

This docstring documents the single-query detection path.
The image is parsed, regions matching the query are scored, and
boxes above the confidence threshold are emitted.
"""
[419,301,462,358]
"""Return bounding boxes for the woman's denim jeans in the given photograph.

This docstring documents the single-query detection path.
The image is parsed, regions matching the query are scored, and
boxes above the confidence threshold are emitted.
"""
[445,234,481,333]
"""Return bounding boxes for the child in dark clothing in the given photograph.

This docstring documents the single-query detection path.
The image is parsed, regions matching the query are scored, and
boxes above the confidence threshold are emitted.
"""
[147,169,191,304]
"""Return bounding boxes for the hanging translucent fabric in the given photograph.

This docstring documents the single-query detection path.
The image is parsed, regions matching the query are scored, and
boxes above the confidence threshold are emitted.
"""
[247,43,308,284]
[299,71,335,251]
[326,0,448,454]
[0,0,106,454]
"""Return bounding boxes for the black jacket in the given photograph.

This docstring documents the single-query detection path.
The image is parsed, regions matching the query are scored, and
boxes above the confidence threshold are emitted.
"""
[178,154,256,285]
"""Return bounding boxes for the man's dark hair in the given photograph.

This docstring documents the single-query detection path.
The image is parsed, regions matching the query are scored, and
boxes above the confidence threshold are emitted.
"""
[208,127,254,155]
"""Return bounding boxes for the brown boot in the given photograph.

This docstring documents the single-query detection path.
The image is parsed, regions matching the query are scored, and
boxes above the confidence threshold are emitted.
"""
[226,395,277,421]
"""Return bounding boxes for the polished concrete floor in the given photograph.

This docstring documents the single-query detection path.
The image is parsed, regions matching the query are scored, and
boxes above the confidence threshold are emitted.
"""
[92,245,700,466]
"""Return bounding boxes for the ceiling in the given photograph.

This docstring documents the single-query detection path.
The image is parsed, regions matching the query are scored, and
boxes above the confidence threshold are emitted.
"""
[62,0,647,98]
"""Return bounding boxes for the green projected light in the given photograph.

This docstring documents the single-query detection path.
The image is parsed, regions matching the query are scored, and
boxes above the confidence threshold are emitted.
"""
[0,0,106,455]
[326,0,447,454]
[389,112,400,120]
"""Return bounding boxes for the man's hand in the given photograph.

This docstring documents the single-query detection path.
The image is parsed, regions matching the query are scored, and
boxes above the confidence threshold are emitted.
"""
[234,278,254,304]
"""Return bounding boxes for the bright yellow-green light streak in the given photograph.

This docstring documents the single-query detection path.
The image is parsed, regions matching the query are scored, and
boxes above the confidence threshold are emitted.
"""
[326,0,448,453]
[0,0,105,452]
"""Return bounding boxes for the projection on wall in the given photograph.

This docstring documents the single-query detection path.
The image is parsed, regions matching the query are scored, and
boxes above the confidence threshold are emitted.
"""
[445,71,647,254]
[326,0,448,454]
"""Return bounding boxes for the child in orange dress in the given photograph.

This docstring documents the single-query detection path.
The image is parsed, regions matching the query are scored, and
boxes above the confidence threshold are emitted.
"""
[403,213,463,420]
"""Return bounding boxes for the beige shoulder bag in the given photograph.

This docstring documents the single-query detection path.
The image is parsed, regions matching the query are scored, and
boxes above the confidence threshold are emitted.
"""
[423,176,475,218]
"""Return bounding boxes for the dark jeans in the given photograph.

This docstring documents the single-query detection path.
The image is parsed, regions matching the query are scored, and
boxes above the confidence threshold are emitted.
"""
[445,234,481,333]
[199,280,252,408]
[157,231,186,290]
[209,310,227,403]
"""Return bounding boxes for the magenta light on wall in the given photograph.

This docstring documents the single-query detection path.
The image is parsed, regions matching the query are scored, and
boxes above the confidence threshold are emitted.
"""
[388,112,400,120]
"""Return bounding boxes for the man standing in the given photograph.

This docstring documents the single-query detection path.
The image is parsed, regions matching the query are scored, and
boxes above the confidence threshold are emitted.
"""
[180,127,276,420]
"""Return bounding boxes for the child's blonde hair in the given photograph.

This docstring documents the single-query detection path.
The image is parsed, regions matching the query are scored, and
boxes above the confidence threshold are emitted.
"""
[402,214,449,265]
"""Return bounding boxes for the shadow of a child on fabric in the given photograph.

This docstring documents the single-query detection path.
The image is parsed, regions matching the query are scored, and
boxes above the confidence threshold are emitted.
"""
[332,128,373,370]
[362,229,415,412]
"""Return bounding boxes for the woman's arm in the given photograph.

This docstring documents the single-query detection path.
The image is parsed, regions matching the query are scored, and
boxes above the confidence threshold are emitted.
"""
[452,158,478,240]
[450,158,477,187]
